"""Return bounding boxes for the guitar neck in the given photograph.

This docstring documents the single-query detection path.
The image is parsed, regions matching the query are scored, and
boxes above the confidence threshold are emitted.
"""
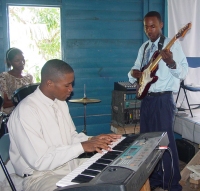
[150,36,177,71]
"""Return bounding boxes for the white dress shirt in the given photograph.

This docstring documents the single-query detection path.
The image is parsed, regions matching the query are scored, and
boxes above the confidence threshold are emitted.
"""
[8,87,88,177]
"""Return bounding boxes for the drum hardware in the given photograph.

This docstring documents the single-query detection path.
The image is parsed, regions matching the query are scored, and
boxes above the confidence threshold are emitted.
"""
[0,94,7,121]
[0,95,10,138]
[69,85,101,134]
[0,94,3,109]
[0,112,9,119]
[12,83,40,106]
[69,98,101,104]
[0,110,9,139]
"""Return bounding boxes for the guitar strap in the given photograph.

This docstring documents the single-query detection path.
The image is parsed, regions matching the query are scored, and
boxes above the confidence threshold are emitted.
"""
[158,34,165,51]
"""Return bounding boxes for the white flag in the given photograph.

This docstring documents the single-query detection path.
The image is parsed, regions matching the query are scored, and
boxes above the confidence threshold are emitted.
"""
[168,0,200,109]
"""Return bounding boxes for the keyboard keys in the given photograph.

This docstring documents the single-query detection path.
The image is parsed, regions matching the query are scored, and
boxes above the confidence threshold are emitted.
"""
[72,174,93,183]
[101,153,119,160]
[56,136,128,187]
[96,158,111,165]
[81,169,100,176]
[112,145,128,151]
[88,163,107,171]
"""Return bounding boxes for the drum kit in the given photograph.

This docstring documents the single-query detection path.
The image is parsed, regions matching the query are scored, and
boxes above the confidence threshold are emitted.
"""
[69,85,101,134]
[0,83,40,138]
[0,94,9,138]
[12,83,40,106]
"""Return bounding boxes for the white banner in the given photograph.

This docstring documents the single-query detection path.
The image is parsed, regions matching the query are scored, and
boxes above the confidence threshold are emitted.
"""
[168,0,200,111]
[168,0,200,57]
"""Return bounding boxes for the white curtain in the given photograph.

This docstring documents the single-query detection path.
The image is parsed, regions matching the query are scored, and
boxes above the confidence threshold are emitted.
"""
[168,0,200,109]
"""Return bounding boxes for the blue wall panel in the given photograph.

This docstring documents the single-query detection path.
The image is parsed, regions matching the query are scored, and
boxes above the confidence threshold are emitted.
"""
[0,0,5,72]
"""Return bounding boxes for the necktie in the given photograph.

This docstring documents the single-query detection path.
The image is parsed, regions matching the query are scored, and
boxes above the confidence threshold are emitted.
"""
[52,103,62,126]
[52,103,68,144]
[150,43,155,52]
[143,43,155,66]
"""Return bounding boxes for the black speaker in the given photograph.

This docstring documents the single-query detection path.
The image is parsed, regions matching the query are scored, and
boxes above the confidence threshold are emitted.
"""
[111,90,141,127]
[175,139,195,163]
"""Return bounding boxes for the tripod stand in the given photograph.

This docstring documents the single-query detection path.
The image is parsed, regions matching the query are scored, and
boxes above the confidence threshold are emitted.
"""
[69,85,101,134]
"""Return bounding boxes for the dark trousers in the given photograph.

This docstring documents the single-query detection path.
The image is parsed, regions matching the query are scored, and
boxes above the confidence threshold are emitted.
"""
[140,93,182,191]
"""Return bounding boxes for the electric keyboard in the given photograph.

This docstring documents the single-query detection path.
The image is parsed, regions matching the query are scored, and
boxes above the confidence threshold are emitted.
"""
[56,136,128,187]
[55,132,169,191]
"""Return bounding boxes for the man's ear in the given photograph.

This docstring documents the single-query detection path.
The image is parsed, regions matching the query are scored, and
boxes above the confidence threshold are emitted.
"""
[47,79,53,87]
[160,21,164,29]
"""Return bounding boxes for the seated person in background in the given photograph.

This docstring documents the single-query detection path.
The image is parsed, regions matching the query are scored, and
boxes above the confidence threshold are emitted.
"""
[8,59,121,191]
[0,47,33,115]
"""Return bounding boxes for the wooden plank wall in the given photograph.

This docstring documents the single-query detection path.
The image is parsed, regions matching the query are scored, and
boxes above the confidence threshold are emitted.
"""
[61,0,143,135]
[0,0,165,136]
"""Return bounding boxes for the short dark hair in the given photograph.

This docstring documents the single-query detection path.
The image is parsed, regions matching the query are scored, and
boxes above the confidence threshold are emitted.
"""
[144,11,162,22]
[41,59,74,82]
[6,47,23,68]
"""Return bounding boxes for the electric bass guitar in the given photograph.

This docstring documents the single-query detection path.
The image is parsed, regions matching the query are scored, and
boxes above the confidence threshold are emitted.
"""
[136,22,192,100]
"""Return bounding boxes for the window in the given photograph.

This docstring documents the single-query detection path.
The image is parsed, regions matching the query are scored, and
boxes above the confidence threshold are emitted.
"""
[8,6,61,82]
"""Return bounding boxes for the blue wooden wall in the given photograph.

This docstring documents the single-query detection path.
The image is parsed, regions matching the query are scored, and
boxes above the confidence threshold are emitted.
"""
[0,0,166,136]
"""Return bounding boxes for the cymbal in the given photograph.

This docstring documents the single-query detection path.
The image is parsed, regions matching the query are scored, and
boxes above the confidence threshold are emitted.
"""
[69,97,101,104]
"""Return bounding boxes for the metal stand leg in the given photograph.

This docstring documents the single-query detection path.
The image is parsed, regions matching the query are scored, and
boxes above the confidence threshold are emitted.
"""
[0,156,17,191]
[82,104,87,134]
[183,89,193,117]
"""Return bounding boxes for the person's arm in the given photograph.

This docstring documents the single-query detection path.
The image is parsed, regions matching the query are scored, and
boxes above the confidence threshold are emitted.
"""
[0,73,13,108]
[8,98,121,172]
[8,103,86,172]
[2,92,14,108]
[161,41,188,80]
[67,111,121,153]
[128,43,148,83]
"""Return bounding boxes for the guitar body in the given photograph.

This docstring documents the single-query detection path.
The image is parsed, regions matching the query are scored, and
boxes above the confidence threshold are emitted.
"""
[135,22,191,100]
[136,51,159,100]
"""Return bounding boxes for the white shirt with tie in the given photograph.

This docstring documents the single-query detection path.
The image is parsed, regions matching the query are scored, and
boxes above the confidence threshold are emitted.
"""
[128,36,188,93]
[8,87,88,177]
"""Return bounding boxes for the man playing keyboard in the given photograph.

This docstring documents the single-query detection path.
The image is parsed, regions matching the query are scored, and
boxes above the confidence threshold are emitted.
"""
[7,59,121,191]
